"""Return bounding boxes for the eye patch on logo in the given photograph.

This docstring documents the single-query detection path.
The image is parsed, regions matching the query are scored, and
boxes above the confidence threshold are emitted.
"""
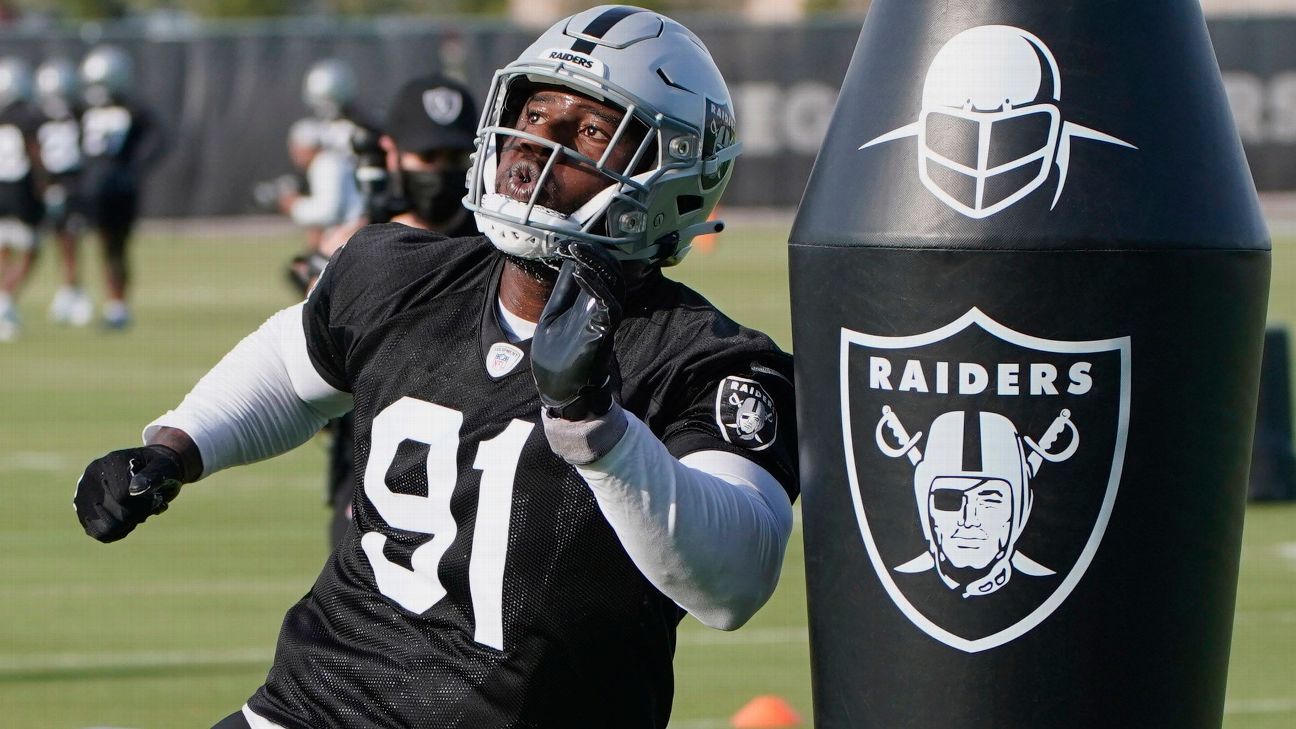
[714,375,777,451]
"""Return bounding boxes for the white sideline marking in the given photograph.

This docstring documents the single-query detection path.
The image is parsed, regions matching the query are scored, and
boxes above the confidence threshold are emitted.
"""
[0,628,809,675]
[677,626,809,646]
[1275,542,1296,563]
[6,577,308,600]
[0,451,72,472]
[0,647,273,675]
[1235,609,1296,625]
[1225,698,1296,714]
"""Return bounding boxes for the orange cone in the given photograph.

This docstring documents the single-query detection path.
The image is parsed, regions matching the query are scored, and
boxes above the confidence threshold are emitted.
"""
[730,694,801,729]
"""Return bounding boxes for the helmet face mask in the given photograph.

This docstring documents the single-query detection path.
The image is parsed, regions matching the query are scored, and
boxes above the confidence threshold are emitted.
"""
[918,103,1060,218]
[464,5,741,267]
[80,46,132,106]
[303,60,357,121]
[0,58,34,110]
[36,59,77,106]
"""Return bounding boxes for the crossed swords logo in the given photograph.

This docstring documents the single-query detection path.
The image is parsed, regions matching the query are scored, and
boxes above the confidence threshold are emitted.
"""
[874,406,1080,597]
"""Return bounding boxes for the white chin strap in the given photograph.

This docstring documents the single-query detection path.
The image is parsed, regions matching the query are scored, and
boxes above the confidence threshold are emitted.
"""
[474,193,577,260]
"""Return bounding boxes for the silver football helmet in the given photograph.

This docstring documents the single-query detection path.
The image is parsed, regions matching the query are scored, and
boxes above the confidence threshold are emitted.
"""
[80,46,133,106]
[0,57,34,110]
[464,4,742,265]
[36,58,78,105]
[303,59,357,121]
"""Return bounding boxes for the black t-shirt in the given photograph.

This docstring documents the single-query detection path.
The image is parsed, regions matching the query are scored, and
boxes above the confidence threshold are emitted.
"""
[248,225,798,729]
[0,101,41,221]
[79,99,162,199]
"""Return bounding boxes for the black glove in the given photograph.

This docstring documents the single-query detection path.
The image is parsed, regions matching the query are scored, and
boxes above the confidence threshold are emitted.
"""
[532,241,626,420]
[75,445,185,543]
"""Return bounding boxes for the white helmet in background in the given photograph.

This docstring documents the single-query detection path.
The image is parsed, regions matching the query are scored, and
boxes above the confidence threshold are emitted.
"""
[464,4,741,266]
[36,58,78,105]
[303,59,357,121]
[80,46,133,107]
[0,57,34,110]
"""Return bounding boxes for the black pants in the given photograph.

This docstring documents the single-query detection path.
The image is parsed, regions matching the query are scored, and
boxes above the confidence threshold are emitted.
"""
[212,710,252,729]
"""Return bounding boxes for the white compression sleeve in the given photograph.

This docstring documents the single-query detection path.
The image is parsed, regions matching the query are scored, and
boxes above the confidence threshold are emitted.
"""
[567,412,794,631]
[143,302,353,479]
[291,152,350,227]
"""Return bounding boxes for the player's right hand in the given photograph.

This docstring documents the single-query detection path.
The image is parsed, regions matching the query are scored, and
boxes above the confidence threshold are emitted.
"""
[75,445,185,543]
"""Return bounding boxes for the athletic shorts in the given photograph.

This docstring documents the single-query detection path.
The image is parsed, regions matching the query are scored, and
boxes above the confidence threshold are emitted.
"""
[0,218,37,252]
[0,180,42,226]
[44,178,87,234]
[84,190,138,234]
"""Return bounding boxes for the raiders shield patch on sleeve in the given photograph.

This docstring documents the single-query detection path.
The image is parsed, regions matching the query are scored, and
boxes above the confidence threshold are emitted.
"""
[715,376,778,451]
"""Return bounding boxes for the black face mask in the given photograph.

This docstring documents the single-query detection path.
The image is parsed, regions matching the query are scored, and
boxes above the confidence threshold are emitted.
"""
[394,166,468,226]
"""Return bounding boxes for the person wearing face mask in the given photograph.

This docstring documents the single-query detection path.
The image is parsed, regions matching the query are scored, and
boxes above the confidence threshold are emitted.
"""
[304,74,481,546]
[377,73,479,236]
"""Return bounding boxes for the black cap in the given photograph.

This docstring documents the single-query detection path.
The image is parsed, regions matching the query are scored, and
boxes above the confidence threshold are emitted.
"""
[385,74,478,154]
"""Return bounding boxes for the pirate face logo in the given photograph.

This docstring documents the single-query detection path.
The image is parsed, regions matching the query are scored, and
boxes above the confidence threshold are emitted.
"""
[842,309,1130,652]
[859,25,1136,219]
[423,87,464,126]
[716,376,778,451]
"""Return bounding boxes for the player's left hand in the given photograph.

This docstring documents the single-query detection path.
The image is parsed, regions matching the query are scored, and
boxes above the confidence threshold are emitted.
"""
[532,241,625,420]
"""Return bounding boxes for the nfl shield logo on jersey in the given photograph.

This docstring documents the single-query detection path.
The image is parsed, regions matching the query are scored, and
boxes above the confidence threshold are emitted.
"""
[486,342,524,379]
[840,308,1130,652]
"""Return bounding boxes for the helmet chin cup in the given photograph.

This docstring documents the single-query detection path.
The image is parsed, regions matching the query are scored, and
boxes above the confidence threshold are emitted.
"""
[475,193,575,260]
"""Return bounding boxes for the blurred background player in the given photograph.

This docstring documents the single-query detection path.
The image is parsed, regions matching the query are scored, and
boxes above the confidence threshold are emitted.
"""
[36,58,91,327]
[0,57,43,342]
[277,117,359,252]
[311,73,481,546]
[277,59,364,252]
[78,45,165,330]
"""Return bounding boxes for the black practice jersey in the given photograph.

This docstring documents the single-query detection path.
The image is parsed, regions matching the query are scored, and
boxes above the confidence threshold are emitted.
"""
[36,100,82,183]
[0,101,42,223]
[79,99,162,199]
[248,225,798,728]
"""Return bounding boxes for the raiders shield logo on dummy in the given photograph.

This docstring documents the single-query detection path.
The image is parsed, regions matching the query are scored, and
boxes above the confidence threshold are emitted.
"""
[841,308,1130,652]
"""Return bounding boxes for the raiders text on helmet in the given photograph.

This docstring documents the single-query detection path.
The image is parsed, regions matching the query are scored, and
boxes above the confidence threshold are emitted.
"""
[303,59,357,121]
[464,4,742,265]
[0,57,33,109]
[80,46,133,106]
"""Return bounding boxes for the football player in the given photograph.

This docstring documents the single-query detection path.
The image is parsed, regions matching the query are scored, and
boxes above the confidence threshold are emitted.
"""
[278,60,366,252]
[78,45,166,329]
[76,6,795,728]
[35,58,92,327]
[0,57,44,342]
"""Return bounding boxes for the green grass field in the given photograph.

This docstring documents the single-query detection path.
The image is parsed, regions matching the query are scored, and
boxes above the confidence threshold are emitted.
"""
[0,220,1292,728]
